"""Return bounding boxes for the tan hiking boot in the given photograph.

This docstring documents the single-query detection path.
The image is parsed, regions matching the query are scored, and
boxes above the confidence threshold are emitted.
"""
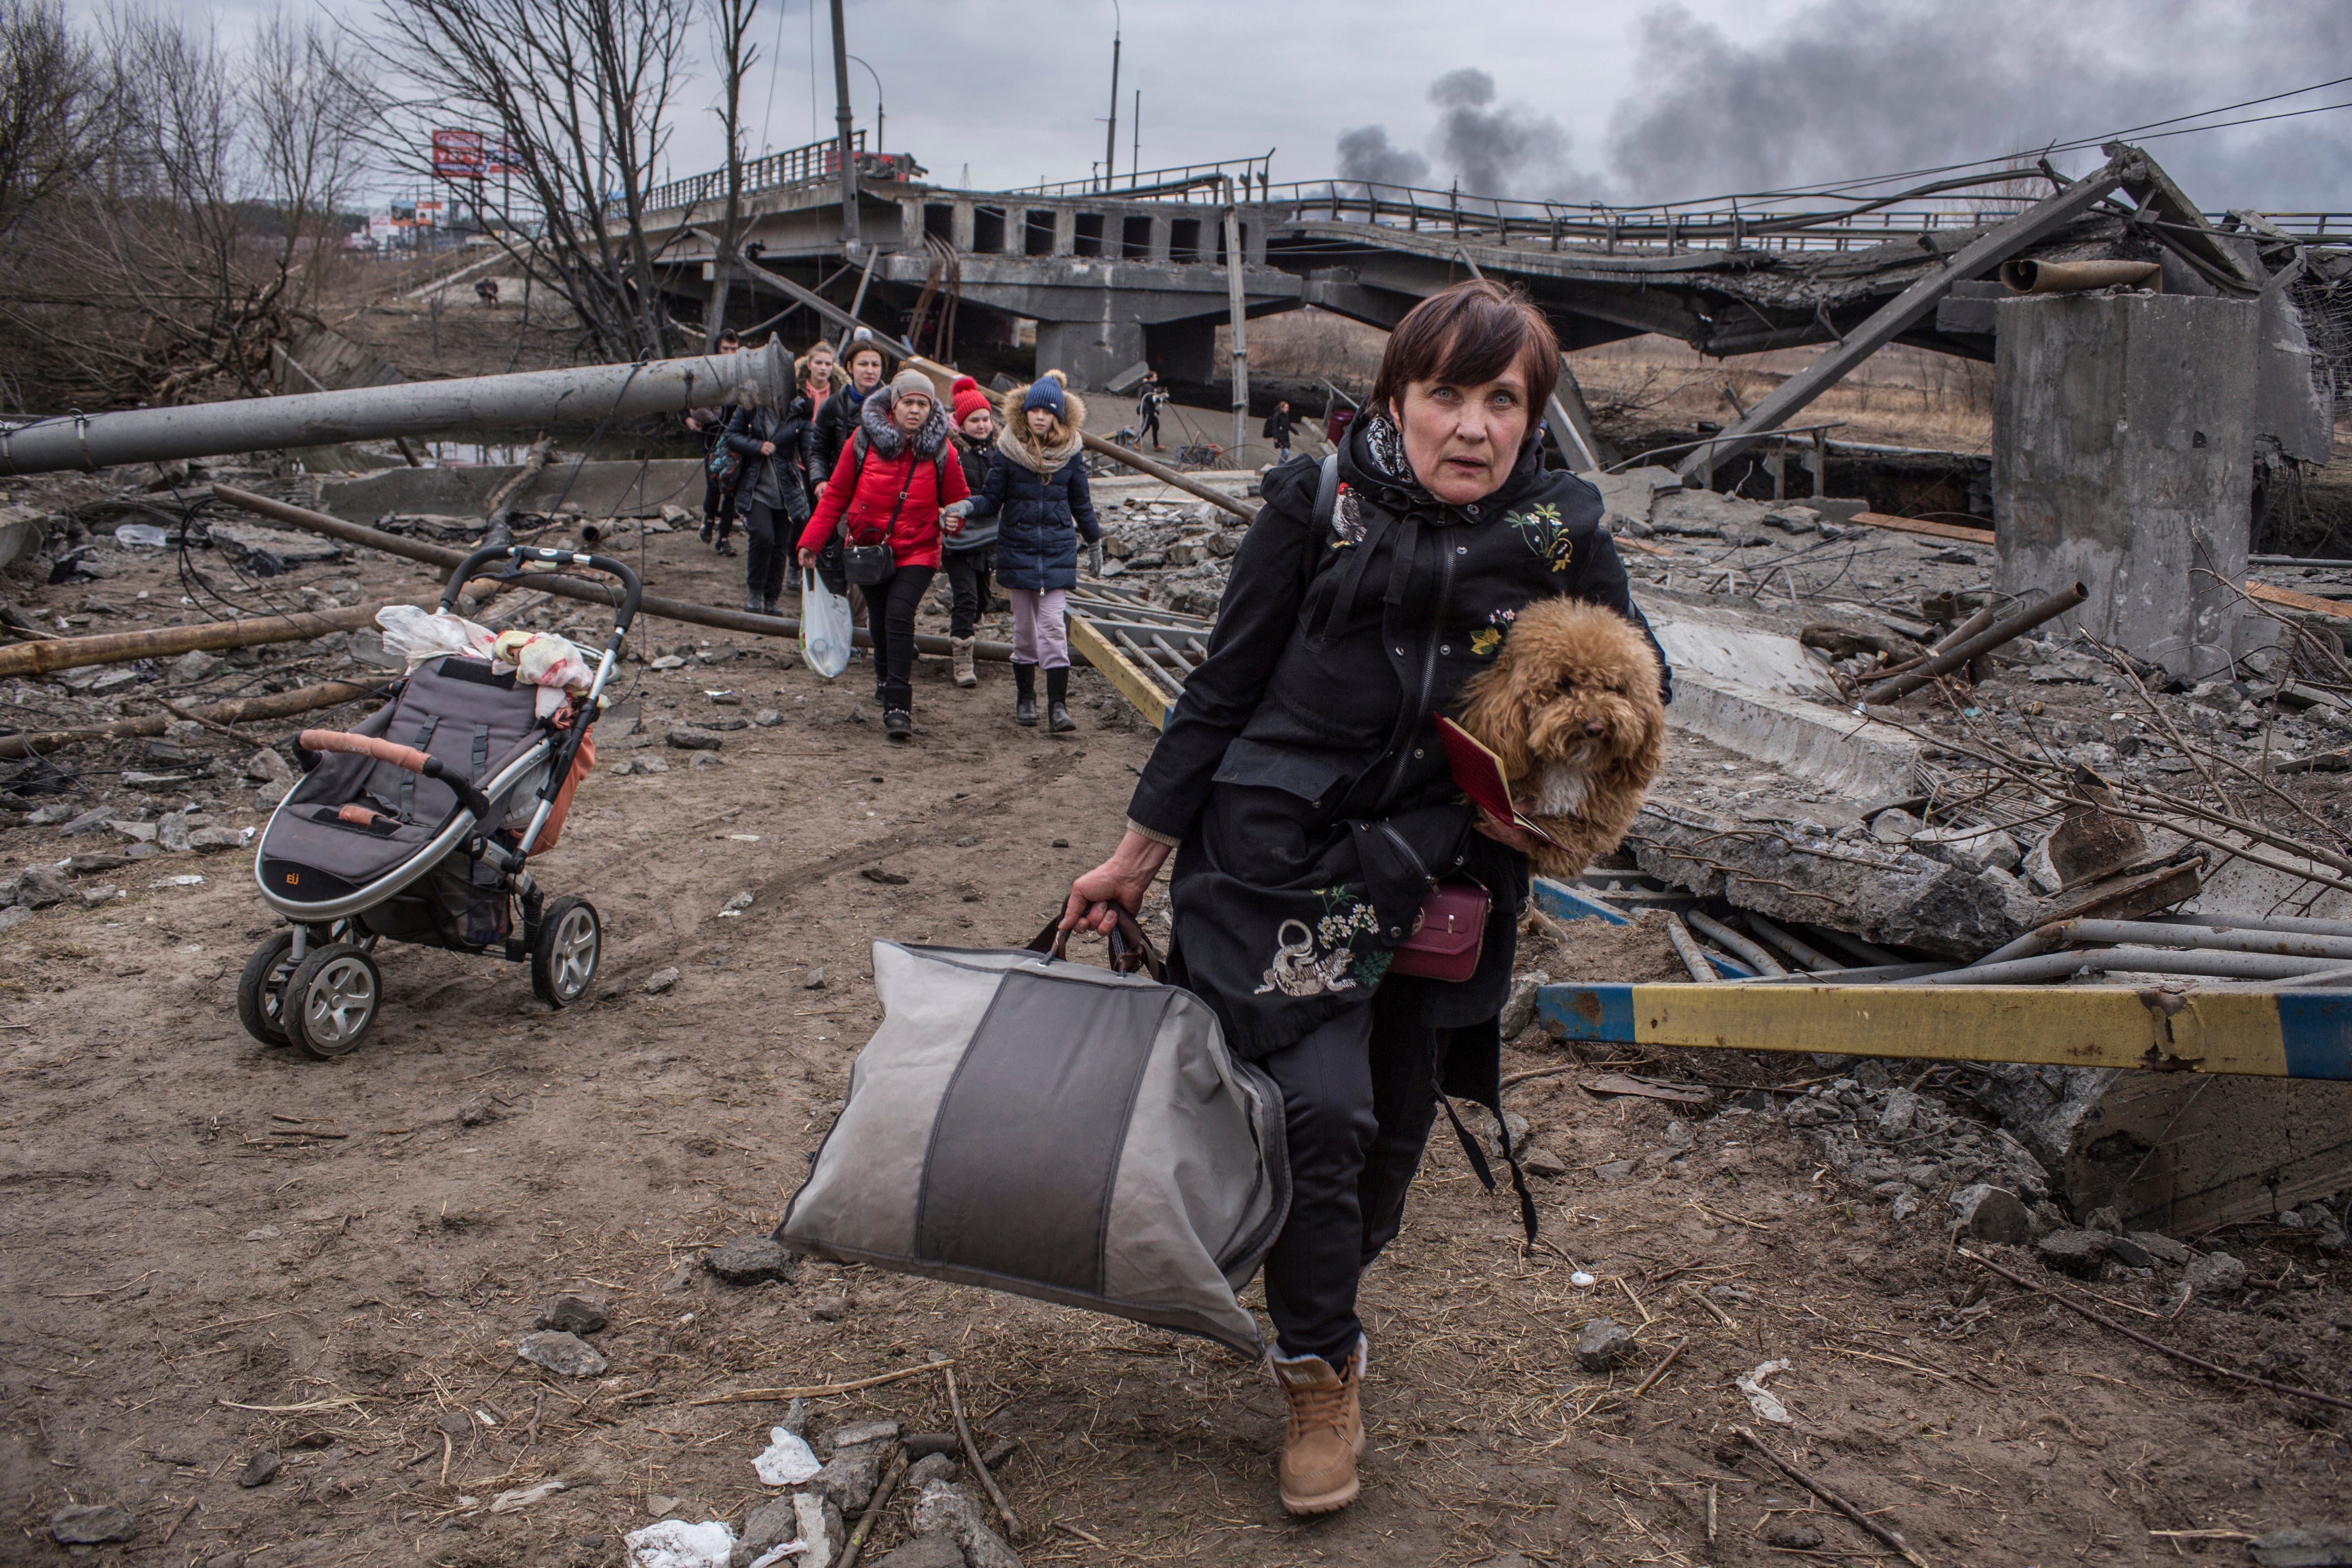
[950,636,977,688]
[1271,1343,1365,1514]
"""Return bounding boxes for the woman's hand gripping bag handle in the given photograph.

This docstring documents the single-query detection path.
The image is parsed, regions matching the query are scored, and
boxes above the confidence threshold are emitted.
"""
[1026,908,1165,983]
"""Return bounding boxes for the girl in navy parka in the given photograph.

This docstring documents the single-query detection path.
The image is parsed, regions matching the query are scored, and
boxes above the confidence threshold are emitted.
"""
[944,370,1102,732]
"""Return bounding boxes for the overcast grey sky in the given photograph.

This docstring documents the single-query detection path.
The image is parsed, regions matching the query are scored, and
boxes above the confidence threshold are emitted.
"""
[78,0,2352,210]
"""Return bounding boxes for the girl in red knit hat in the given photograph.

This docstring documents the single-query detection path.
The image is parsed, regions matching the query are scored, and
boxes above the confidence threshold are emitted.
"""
[943,375,998,689]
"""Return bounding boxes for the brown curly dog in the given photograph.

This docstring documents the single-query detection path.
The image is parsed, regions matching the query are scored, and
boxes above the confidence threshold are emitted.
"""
[1453,597,1668,880]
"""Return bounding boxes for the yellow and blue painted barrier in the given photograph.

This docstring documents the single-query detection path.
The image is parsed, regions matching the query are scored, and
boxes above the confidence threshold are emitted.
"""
[1535,982,2352,1079]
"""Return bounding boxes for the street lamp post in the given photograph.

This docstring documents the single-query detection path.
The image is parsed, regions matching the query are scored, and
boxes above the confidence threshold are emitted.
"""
[1102,0,1121,190]
[846,53,885,155]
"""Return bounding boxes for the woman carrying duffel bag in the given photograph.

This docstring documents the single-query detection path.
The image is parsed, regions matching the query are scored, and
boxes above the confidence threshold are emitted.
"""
[797,368,969,741]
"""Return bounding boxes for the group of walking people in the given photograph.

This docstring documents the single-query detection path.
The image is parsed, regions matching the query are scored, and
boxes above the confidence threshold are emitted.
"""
[689,330,1102,742]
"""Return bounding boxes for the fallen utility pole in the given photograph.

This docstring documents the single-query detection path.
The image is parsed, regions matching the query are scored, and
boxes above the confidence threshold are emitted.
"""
[0,601,406,681]
[0,341,792,476]
[1678,155,2128,482]
[1859,581,2089,705]
[208,485,1016,663]
[0,678,388,759]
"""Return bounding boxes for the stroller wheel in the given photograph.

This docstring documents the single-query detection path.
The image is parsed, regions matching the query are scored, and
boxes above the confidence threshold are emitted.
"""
[236,930,298,1045]
[531,895,601,1008]
[284,942,382,1059]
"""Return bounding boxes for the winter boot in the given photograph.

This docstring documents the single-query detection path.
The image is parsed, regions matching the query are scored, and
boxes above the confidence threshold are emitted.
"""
[761,596,780,617]
[951,637,977,689]
[742,590,761,613]
[1047,665,1076,733]
[883,708,912,742]
[699,518,715,545]
[1271,1342,1365,1516]
[1013,663,1038,727]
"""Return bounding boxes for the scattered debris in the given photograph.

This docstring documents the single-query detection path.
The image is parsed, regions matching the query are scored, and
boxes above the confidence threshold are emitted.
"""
[623,1517,735,1568]
[704,1236,794,1286]
[1574,1318,1636,1372]
[644,967,681,996]
[516,1330,608,1378]
[238,1451,281,1487]
[534,1293,609,1335]
[49,1503,136,1544]
[1734,1360,1795,1424]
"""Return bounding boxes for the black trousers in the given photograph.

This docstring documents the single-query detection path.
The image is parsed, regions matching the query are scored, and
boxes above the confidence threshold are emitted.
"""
[1138,409,1161,446]
[943,547,994,640]
[703,471,738,540]
[742,502,790,601]
[1258,989,1441,1367]
[868,563,936,710]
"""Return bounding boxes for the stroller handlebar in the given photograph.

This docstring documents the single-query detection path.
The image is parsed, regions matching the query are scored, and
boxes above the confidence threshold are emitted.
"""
[299,729,496,826]
[438,545,645,636]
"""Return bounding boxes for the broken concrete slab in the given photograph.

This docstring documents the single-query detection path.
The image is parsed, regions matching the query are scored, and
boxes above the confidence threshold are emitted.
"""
[320,459,704,525]
[1972,1064,2352,1236]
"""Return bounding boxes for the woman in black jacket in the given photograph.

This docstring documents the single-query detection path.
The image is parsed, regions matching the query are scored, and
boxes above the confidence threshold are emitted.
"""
[1060,281,1670,1518]
[722,377,818,616]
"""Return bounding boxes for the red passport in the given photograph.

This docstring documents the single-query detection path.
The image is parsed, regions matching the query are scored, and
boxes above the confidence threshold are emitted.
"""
[1434,715,1564,849]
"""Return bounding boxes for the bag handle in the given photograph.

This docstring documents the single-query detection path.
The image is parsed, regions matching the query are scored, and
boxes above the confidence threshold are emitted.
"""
[1025,909,1165,983]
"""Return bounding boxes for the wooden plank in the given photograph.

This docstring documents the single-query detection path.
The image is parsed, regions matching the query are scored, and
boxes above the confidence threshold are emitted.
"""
[1848,512,1995,546]
[1067,614,1174,730]
[2250,581,2352,622]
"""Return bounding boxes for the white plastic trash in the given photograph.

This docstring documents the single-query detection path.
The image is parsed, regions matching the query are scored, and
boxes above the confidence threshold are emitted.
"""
[623,1519,735,1568]
[753,1426,820,1486]
[377,605,496,670]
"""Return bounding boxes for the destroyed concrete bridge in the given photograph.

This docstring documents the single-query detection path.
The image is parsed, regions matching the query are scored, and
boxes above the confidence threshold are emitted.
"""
[639,139,2346,449]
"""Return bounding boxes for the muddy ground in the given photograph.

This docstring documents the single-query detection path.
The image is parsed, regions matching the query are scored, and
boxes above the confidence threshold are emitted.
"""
[3,494,2351,1568]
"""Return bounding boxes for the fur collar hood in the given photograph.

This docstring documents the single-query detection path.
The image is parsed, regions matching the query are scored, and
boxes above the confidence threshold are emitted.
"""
[860,385,951,460]
[994,380,1088,474]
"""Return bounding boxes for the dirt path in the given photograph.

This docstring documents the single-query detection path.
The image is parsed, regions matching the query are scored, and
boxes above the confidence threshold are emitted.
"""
[3,519,2346,1568]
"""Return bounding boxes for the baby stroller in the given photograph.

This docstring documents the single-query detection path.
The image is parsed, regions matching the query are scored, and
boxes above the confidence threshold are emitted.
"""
[237,544,640,1059]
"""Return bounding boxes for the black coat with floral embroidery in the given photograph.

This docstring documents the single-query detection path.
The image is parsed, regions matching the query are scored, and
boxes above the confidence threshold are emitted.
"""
[1125,413,1670,1078]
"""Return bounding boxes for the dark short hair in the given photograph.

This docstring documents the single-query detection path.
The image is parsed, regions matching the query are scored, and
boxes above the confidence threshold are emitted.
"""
[716,328,741,347]
[845,342,885,368]
[1369,279,1560,421]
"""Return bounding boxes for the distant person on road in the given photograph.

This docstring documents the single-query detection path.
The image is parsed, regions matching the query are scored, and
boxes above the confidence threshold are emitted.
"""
[687,328,744,556]
[1263,399,1297,464]
[475,277,500,309]
[1136,369,1167,451]
[943,370,1101,733]
[944,375,1000,690]
[799,368,970,742]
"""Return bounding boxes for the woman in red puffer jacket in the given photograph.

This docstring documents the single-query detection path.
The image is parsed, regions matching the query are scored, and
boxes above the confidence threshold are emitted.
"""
[798,368,970,740]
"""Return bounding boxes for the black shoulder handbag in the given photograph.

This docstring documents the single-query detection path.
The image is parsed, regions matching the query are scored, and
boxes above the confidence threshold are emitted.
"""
[842,438,953,586]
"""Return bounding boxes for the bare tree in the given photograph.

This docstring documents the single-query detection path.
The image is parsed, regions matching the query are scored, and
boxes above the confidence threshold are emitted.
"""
[0,0,119,239]
[701,0,758,351]
[372,0,692,363]
[250,14,377,315]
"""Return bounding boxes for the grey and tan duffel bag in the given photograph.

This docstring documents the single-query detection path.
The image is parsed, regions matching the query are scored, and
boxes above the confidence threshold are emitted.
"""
[775,916,1288,1354]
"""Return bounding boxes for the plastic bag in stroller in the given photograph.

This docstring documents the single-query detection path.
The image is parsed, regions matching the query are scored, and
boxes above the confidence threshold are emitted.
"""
[236,544,641,1059]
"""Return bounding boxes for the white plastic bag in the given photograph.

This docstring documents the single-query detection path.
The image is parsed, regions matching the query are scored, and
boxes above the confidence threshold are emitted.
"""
[800,577,855,681]
[377,605,495,670]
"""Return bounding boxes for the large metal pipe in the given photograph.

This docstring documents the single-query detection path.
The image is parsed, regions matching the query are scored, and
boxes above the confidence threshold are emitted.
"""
[1890,946,2344,986]
[0,342,792,476]
[2145,911,2352,942]
[1999,258,2162,295]
[1972,917,2352,969]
